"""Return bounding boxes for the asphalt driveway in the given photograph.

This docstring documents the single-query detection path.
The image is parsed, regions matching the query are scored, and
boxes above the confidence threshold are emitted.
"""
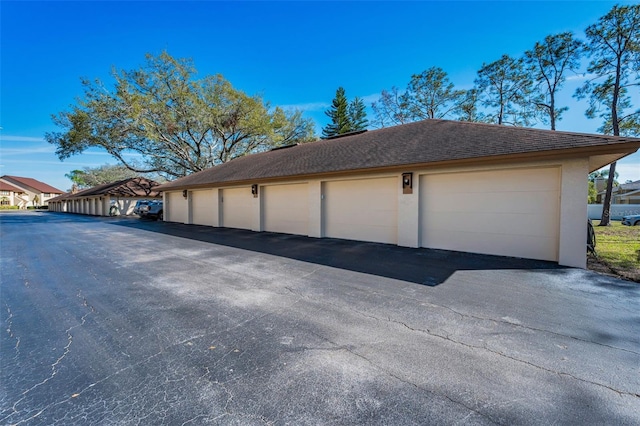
[1,212,638,425]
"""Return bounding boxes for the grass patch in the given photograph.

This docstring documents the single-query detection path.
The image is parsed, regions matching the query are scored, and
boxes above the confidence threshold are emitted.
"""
[591,220,640,282]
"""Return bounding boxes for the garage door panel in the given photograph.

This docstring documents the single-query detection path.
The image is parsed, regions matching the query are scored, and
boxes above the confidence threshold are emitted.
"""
[439,169,557,194]
[425,229,558,260]
[191,190,215,226]
[221,187,252,230]
[421,170,559,198]
[168,192,188,223]
[420,168,559,261]
[365,209,398,224]
[429,191,559,215]
[424,211,557,238]
[327,208,396,224]
[263,184,309,236]
[327,223,396,245]
[323,177,398,245]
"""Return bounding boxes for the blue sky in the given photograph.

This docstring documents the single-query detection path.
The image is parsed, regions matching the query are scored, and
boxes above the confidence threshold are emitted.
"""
[1,1,639,192]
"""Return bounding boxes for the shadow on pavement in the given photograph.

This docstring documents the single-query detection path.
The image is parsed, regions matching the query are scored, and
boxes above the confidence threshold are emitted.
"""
[101,215,567,286]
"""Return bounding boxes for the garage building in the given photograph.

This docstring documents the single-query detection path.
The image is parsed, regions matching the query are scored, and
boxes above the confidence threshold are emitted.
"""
[48,177,162,216]
[155,119,640,268]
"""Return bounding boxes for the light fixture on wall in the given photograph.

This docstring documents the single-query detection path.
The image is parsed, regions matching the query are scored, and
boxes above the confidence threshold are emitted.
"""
[183,190,188,198]
[402,172,413,194]
[251,184,258,198]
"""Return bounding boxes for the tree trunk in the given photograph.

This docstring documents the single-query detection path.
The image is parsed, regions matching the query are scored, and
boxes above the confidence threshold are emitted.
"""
[599,162,616,226]
[600,53,622,227]
[549,94,556,131]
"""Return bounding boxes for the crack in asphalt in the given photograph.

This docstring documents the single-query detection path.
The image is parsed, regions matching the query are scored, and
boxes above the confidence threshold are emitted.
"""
[2,294,302,425]
[291,275,639,356]
[283,285,639,400]
[299,326,502,425]
[4,303,21,359]
[276,287,500,424]
[191,363,273,425]
[392,320,640,399]
[342,268,637,355]
[2,291,96,426]
[435,303,640,356]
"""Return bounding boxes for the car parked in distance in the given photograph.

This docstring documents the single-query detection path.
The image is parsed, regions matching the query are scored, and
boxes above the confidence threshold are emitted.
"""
[139,200,163,221]
[621,214,640,226]
[133,200,151,216]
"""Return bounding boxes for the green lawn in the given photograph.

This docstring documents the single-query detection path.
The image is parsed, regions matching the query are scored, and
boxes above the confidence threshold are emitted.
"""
[592,220,640,281]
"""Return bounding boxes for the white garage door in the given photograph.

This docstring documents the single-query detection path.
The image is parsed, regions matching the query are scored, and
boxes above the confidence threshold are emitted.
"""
[167,192,188,223]
[191,190,215,226]
[262,183,309,236]
[220,187,252,230]
[420,167,560,261]
[323,177,398,244]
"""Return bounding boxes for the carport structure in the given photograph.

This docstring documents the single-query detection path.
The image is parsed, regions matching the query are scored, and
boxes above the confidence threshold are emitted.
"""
[48,177,162,216]
[156,119,640,268]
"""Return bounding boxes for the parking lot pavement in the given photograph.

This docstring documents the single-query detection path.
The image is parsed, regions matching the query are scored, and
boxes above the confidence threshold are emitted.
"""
[1,211,639,425]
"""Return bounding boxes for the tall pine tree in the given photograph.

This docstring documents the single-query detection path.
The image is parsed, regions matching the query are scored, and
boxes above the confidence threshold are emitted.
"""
[348,97,368,131]
[322,87,368,138]
[575,4,640,225]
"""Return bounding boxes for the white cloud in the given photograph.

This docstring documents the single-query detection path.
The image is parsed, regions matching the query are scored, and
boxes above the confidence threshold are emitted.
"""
[278,102,330,112]
[0,135,46,143]
[0,146,56,155]
[565,73,596,82]
[280,94,382,112]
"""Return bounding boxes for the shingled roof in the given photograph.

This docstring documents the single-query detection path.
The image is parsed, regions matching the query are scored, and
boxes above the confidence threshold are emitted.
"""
[1,175,63,194]
[0,181,25,193]
[157,119,640,191]
[48,177,162,202]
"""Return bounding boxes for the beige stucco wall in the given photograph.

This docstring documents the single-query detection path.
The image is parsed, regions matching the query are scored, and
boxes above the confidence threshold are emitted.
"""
[397,174,420,248]
[559,158,588,268]
[2,190,29,208]
[308,181,322,238]
[161,157,594,268]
